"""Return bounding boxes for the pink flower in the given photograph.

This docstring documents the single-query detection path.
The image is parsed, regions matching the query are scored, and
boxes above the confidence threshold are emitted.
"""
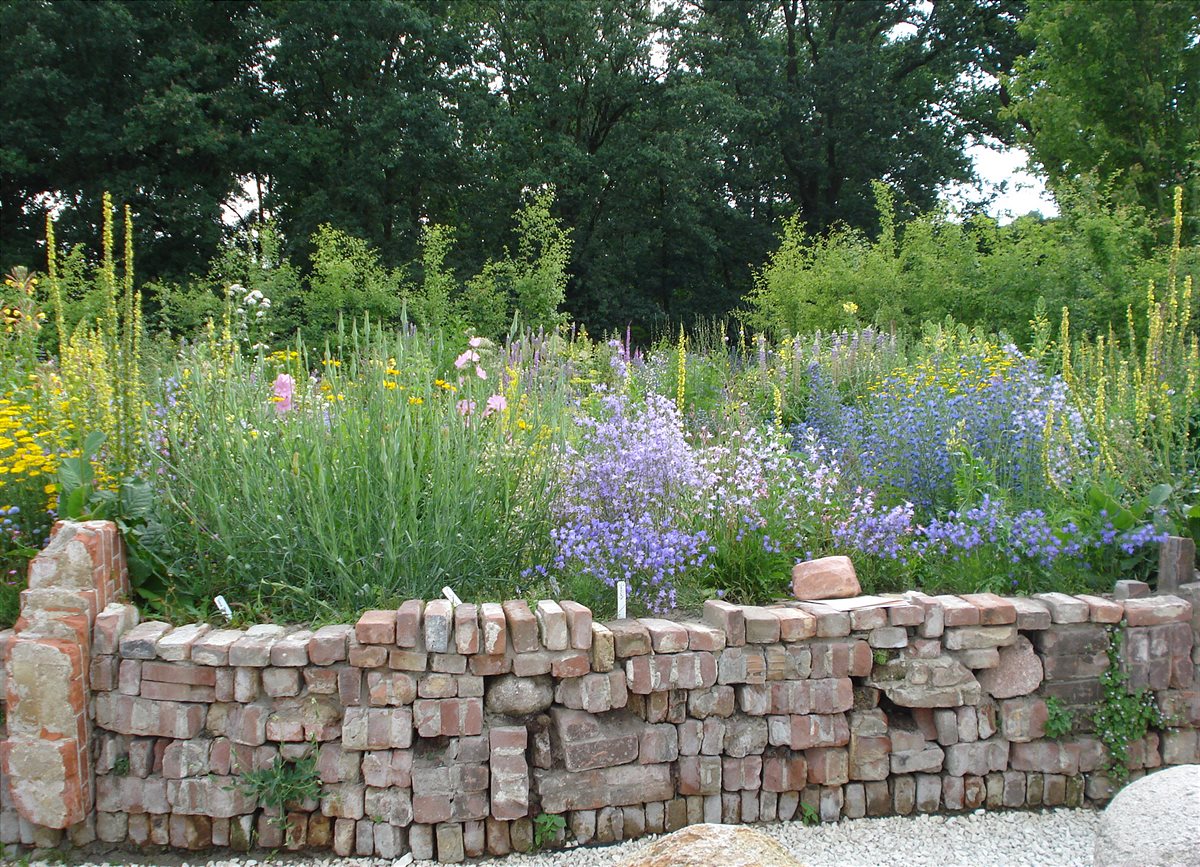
[468,336,484,349]
[476,365,487,380]
[456,399,476,417]
[455,349,480,370]
[272,374,295,415]
[484,394,507,416]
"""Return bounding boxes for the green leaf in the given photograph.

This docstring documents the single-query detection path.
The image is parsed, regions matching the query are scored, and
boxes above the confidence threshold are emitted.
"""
[82,430,106,457]
[120,479,155,520]
[1147,484,1173,508]
[65,486,89,520]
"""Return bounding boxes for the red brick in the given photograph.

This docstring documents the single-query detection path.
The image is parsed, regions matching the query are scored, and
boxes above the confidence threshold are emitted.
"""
[961,593,1017,625]
[479,603,507,655]
[551,651,590,679]
[393,599,423,648]
[682,621,727,651]
[560,601,593,650]
[1123,595,1192,627]
[887,602,925,627]
[770,607,818,642]
[763,753,808,792]
[356,610,396,645]
[308,625,351,665]
[703,600,746,646]
[607,619,652,657]
[934,596,981,627]
[806,747,849,785]
[1006,597,1052,630]
[502,600,539,653]
[413,698,483,738]
[469,653,511,676]
[141,680,216,702]
[640,618,689,653]
[1075,594,1123,623]
[790,713,850,749]
[140,661,217,686]
[454,603,480,655]
[743,607,781,644]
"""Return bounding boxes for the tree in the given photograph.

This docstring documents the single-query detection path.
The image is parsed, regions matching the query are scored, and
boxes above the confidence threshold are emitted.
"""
[0,0,264,279]
[258,0,486,269]
[672,0,1030,235]
[1008,0,1200,236]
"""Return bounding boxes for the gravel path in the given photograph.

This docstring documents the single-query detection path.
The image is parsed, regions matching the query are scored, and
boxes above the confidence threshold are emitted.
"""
[11,808,1100,867]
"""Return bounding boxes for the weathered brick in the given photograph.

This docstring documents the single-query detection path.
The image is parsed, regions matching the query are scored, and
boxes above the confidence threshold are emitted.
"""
[960,593,1017,625]
[703,600,746,646]
[342,706,413,750]
[1123,595,1192,627]
[790,713,850,749]
[413,698,483,738]
[191,629,243,666]
[742,607,781,644]
[807,747,849,785]
[534,764,674,813]
[453,603,480,655]
[1075,595,1123,624]
[119,621,172,659]
[549,707,640,770]
[607,619,652,658]
[270,630,312,667]
[395,600,424,648]
[154,624,211,662]
[502,600,539,653]
[1032,593,1089,624]
[423,600,452,653]
[933,596,981,627]
[356,610,397,645]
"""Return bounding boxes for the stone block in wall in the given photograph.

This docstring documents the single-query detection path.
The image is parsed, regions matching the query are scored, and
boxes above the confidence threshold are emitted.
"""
[943,738,1009,776]
[867,656,981,707]
[342,706,413,750]
[549,707,640,771]
[976,635,1043,698]
[413,698,483,738]
[167,776,258,818]
[533,763,674,813]
[1123,595,1192,627]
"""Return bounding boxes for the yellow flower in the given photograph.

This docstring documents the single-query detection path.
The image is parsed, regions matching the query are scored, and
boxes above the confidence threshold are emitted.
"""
[408,396,424,406]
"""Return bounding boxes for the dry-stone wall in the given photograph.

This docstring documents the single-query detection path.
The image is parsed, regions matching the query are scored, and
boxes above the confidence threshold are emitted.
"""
[2,521,1199,863]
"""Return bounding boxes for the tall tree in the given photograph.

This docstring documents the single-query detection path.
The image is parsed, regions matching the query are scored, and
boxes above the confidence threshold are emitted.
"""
[673,0,1029,234]
[0,0,264,278]
[259,0,485,268]
[1007,0,1200,234]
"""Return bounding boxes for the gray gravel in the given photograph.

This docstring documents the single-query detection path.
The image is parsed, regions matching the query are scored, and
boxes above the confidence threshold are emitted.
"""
[10,808,1100,867]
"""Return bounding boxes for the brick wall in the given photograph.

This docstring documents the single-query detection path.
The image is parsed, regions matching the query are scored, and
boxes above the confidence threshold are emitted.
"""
[2,521,1198,862]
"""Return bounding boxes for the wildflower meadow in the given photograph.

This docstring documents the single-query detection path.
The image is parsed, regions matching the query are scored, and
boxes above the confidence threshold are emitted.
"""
[0,191,1196,629]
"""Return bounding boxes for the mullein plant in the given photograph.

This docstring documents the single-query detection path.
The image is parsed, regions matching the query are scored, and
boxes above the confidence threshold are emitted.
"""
[1060,186,1197,497]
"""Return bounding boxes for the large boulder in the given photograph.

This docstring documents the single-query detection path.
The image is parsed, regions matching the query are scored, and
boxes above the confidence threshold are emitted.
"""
[485,673,553,716]
[618,823,805,867]
[791,555,860,600]
[1094,764,1200,867]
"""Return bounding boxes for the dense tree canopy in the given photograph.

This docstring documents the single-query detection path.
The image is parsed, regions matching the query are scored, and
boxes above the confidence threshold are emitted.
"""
[1007,0,1199,238]
[0,0,1191,330]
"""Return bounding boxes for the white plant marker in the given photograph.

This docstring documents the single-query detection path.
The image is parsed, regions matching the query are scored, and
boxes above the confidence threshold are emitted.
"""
[442,586,463,607]
[213,595,234,623]
[617,580,628,619]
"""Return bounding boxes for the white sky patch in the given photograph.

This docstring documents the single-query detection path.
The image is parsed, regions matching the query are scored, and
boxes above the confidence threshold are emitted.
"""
[943,142,1059,222]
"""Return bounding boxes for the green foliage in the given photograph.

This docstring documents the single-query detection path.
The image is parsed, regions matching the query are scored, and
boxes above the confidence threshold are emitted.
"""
[155,324,567,623]
[411,224,457,330]
[112,755,130,777]
[302,225,406,343]
[233,750,321,829]
[1092,628,1166,785]
[1043,696,1073,740]
[532,812,567,850]
[799,802,820,826]
[747,177,1195,341]
[1008,0,1200,234]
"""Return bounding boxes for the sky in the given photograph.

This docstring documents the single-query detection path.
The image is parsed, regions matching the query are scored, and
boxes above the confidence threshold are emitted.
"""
[944,142,1059,221]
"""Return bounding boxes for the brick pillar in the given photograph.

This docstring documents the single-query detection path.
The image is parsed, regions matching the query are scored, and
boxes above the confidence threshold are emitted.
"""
[1,520,128,830]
